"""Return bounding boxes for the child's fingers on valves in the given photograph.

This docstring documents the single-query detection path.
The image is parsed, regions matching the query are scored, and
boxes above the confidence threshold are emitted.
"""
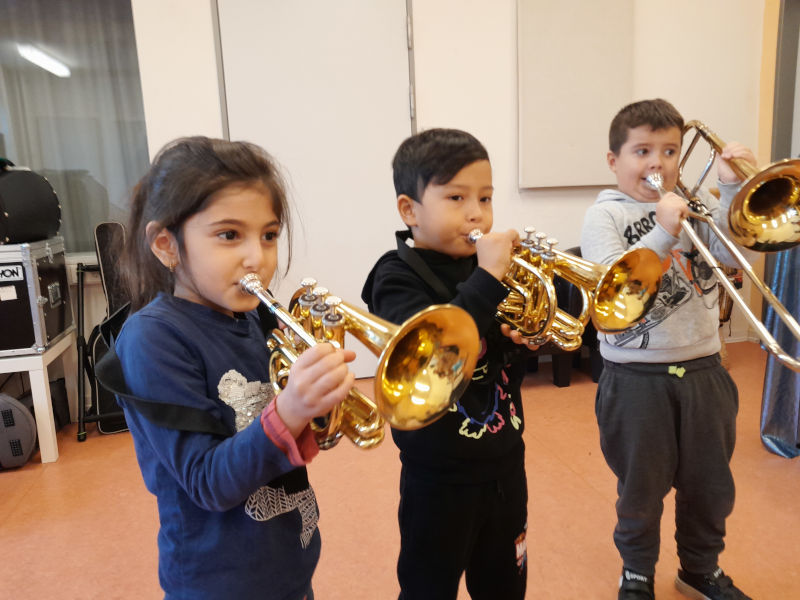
[505,228,521,245]
[339,348,357,363]
[317,371,356,410]
[305,359,353,395]
[308,346,355,378]
[292,342,338,369]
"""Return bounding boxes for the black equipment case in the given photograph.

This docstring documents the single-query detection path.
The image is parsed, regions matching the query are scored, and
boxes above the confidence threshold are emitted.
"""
[0,161,61,244]
[0,237,74,356]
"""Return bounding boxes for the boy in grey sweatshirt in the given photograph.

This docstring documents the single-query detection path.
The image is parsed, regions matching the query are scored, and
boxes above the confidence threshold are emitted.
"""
[580,99,755,600]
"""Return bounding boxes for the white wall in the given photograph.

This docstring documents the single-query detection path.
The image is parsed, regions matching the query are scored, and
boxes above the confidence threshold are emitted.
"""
[130,0,769,344]
[413,0,597,252]
[632,1,763,153]
[131,0,224,159]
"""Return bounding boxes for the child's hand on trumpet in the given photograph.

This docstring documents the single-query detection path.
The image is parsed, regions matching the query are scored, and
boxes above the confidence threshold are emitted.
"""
[501,323,541,350]
[474,229,520,282]
[276,343,356,438]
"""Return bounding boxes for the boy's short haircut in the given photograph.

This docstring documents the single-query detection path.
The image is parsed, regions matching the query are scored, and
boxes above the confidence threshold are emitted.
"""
[392,128,489,202]
[609,99,684,155]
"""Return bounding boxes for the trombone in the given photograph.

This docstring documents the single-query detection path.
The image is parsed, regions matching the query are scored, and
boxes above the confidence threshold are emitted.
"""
[645,120,800,372]
[240,274,480,449]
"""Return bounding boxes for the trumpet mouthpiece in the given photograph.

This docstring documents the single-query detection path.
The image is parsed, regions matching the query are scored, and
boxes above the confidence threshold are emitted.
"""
[468,229,483,243]
[240,273,263,294]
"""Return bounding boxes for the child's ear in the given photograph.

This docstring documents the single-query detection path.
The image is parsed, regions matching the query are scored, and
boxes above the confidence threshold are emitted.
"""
[146,221,179,270]
[607,151,618,173]
[397,194,419,227]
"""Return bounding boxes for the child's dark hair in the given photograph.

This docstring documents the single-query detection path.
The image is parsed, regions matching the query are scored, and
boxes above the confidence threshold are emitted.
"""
[122,136,292,311]
[609,99,684,155]
[392,128,489,202]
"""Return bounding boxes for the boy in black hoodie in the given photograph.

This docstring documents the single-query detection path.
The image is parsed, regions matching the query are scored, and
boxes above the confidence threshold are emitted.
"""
[362,128,531,599]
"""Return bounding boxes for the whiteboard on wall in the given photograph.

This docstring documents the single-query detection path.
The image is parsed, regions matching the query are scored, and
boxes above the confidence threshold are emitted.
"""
[518,0,633,188]
[218,0,411,376]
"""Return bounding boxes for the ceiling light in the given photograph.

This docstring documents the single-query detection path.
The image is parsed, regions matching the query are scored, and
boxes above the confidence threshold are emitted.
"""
[16,44,71,78]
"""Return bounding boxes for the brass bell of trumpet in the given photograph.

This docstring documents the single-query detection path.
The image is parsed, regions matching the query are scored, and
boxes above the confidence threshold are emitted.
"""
[240,274,480,450]
[469,228,663,351]
[644,119,800,372]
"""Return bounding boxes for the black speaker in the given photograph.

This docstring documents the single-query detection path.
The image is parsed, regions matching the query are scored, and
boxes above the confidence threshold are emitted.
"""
[0,393,37,469]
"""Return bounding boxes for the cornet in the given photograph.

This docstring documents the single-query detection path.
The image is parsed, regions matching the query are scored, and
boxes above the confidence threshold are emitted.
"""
[468,228,663,351]
[240,274,480,449]
[645,119,800,372]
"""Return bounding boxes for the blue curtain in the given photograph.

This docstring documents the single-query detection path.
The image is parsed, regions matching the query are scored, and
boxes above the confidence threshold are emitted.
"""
[760,247,800,458]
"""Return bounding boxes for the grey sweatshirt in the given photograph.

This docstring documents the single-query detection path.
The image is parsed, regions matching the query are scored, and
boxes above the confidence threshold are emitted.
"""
[580,182,748,363]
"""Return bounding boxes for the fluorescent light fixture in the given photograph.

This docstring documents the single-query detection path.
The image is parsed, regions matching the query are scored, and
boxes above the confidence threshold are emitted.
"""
[16,44,71,78]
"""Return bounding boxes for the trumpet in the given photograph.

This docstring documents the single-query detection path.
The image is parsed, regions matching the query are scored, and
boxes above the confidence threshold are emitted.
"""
[240,274,480,449]
[645,121,800,372]
[468,228,663,351]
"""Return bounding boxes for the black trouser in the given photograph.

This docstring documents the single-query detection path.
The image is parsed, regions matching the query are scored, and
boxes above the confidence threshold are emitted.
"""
[595,354,738,576]
[396,456,528,600]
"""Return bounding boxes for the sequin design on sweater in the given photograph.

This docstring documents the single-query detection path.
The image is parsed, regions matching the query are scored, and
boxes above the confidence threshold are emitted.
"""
[217,369,274,430]
[217,369,319,547]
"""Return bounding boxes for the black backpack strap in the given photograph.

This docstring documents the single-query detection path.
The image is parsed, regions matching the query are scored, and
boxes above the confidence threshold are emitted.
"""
[267,466,311,492]
[94,304,233,437]
[394,230,452,302]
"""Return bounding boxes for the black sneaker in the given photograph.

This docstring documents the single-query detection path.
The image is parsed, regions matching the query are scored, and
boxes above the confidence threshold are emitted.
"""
[619,568,655,599]
[675,567,752,600]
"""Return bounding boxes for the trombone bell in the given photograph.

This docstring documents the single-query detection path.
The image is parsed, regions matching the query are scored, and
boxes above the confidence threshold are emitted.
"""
[729,160,800,252]
[680,120,800,252]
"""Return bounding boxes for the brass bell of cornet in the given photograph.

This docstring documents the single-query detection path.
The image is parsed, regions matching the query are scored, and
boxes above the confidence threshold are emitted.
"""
[289,280,480,431]
[469,227,663,350]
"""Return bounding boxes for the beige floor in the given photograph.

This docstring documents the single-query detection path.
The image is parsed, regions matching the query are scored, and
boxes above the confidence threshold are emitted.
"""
[2,342,798,599]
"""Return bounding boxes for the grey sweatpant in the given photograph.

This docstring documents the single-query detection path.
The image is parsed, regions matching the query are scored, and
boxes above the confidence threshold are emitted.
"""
[595,354,738,576]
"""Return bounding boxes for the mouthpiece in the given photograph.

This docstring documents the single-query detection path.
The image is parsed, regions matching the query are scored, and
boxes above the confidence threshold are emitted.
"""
[645,173,665,193]
[240,273,263,294]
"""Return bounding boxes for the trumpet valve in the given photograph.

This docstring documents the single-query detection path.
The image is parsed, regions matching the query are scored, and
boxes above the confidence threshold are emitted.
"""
[323,296,344,325]
[310,287,329,314]
[532,232,548,263]
[521,226,536,250]
[321,295,344,346]
[299,277,318,303]
[308,287,330,340]
[544,238,558,259]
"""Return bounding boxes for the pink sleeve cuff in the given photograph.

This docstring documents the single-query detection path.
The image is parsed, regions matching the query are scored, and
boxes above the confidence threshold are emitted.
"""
[260,398,320,466]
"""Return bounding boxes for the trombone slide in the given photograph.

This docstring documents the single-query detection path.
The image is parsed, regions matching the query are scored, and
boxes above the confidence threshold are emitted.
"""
[647,173,800,372]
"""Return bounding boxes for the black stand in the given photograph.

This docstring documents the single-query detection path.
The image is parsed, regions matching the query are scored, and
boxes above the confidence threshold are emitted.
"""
[76,262,126,441]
